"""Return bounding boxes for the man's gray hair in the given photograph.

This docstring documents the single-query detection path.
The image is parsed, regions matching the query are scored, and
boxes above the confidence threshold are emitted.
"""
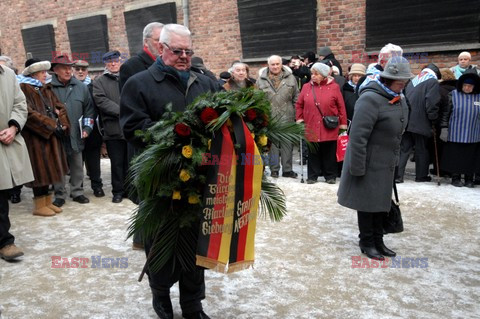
[160,24,191,45]
[378,43,403,63]
[143,22,164,41]
[267,55,282,65]
[0,55,15,70]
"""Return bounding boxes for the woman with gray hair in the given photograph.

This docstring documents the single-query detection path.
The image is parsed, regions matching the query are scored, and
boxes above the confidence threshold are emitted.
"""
[296,62,347,184]
[338,57,412,260]
[223,62,254,91]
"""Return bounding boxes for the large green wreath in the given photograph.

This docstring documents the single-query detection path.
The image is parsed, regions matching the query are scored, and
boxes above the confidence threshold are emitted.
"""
[127,88,304,274]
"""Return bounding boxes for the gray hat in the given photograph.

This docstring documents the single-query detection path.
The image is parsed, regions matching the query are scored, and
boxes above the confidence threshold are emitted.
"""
[318,46,332,57]
[380,57,414,80]
[311,62,331,77]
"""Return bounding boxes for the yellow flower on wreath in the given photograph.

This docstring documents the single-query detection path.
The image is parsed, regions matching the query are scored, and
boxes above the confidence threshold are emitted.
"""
[172,190,181,200]
[182,145,193,158]
[179,169,191,182]
[188,194,200,204]
[257,135,268,146]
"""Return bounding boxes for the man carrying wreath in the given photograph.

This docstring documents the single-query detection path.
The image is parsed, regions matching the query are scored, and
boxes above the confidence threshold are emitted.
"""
[120,23,220,319]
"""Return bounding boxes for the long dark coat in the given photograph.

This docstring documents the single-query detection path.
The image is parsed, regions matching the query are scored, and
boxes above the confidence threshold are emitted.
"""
[119,50,155,92]
[337,81,409,212]
[20,83,70,188]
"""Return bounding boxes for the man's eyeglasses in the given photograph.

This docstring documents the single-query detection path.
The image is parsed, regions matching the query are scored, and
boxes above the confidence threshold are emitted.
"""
[74,67,87,72]
[163,43,194,57]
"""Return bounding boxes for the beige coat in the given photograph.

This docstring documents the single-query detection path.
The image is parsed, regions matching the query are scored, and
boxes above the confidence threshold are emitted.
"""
[0,66,34,190]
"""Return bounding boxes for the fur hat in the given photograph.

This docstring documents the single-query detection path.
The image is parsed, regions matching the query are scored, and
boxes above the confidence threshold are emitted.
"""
[22,58,51,76]
[311,62,330,77]
[457,70,480,94]
[349,63,366,76]
[458,51,471,60]
[380,56,414,80]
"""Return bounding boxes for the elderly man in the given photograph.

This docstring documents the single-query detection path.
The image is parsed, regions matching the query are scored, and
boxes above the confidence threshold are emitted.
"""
[73,59,105,198]
[119,22,163,91]
[50,55,95,207]
[121,23,219,319]
[93,51,127,203]
[450,51,480,79]
[0,63,34,261]
[256,55,299,178]
[359,43,403,90]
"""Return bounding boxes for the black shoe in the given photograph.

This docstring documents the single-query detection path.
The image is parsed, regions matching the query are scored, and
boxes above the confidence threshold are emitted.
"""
[52,198,65,207]
[359,245,385,260]
[183,310,211,319]
[282,171,298,178]
[153,295,173,319]
[325,178,336,184]
[415,176,432,182]
[93,188,105,197]
[112,194,123,203]
[270,171,279,178]
[395,177,404,184]
[10,194,21,204]
[452,179,463,187]
[306,179,317,184]
[375,242,396,257]
[72,195,89,204]
[464,180,474,188]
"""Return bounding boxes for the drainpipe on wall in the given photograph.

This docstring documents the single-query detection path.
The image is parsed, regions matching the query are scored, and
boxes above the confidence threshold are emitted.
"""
[183,0,189,29]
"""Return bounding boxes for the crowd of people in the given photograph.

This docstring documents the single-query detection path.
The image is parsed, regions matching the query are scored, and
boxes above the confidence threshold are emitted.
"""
[1,20,480,319]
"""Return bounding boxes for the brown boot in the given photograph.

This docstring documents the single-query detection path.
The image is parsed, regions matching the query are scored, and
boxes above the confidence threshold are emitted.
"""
[33,196,55,217]
[45,194,62,213]
[0,244,24,260]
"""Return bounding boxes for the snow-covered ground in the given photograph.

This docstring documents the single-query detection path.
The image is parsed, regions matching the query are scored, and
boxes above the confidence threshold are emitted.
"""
[1,157,479,319]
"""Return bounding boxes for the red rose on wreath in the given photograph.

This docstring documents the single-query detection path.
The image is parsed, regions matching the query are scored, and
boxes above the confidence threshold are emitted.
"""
[174,123,191,137]
[200,107,218,124]
[245,109,257,121]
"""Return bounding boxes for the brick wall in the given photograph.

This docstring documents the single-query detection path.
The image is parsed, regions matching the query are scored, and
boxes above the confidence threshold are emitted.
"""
[0,0,478,77]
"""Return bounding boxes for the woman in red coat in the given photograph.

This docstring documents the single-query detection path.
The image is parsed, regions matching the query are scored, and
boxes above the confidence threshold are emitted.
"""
[296,62,347,184]
[18,59,70,216]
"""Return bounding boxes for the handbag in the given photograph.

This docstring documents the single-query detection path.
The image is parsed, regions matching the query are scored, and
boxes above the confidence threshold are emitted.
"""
[311,83,339,129]
[36,88,67,140]
[383,182,404,234]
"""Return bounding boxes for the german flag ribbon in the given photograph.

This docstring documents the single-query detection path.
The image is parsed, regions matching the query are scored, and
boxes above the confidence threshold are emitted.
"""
[196,114,263,273]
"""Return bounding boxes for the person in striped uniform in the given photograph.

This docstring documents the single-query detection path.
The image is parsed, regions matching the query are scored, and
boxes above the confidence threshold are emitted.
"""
[439,70,480,187]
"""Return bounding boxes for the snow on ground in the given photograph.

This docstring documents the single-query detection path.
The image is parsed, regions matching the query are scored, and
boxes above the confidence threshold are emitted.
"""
[0,158,479,319]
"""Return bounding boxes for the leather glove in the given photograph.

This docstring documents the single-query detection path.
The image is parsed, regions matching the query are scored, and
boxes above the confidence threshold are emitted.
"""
[439,128,448,142]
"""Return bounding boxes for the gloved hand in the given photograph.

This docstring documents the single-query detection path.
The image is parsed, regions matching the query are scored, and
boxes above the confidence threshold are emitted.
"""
[439,128,448,142]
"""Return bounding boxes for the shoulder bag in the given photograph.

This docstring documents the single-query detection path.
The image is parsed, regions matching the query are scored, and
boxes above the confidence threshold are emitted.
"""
[311,83,339,129]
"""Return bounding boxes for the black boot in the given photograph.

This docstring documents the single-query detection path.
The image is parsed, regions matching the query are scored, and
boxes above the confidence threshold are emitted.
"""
[464,174,474,188]
[152,290,173,319]
[373,212,396,257]
[357,211,384,260]
[451,174,463,187]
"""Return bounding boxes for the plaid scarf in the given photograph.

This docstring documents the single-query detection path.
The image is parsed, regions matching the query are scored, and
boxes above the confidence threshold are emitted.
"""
[17,74,42,87]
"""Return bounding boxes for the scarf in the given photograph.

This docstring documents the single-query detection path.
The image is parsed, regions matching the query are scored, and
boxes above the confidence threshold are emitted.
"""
[83,75,92,85]
[17,74,42,87]
[268,71,283,90]
[453,65,468,79]
[373,77,399,97]
[347,80,356,91]
[155,58,190,89]
[411,68,437,87]
[103,68,119,78]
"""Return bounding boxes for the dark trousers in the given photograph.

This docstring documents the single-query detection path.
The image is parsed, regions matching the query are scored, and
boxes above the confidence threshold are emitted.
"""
[307,141,337,180]
[357,211,384,247]
[397,132,430,180]
[83,127,103,190]
[33,186,50,197]
[0,189,15,249]
[105,139,128,196]
[145,232,205,314]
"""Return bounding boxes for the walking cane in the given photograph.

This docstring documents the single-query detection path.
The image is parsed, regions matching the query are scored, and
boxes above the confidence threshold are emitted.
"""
[299,137,305,183]
[432,126,441,186]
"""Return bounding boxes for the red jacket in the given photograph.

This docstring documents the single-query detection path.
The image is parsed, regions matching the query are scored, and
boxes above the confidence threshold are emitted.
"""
[296,78,347,142]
